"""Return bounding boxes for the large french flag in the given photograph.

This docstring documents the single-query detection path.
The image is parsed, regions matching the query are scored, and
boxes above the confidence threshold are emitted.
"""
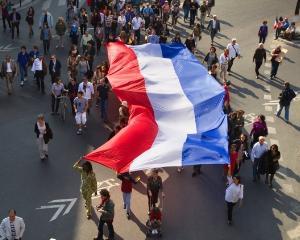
[84,42,229,173]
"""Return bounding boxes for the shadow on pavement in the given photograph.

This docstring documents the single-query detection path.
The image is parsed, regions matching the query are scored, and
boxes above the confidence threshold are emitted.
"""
[157,163,299,240]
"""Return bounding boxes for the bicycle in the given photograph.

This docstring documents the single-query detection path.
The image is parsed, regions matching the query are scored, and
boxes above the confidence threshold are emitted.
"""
[57,90,69,122]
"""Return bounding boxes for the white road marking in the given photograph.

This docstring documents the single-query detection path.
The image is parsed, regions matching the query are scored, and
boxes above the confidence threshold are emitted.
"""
[266,116,274,123]
[280,183,294,194]
[264,62,271,68]
[58,0,66,6]
[270,44,277,49]
[264,94,272,100]
[264,70,270,75]
[92,178,120,199]
[42,0,52,10]
[264,85,271,91]
[270,138,280,147]
[287,224,300,240]
[265,106,273,112]
[268,127,277,134]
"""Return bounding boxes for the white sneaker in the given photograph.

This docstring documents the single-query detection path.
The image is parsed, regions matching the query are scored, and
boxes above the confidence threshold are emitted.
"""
[20,81,24,86]
[24,77,27,81]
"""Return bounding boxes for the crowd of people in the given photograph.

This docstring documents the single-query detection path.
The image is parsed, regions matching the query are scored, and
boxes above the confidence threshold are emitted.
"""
[0,0,298,239]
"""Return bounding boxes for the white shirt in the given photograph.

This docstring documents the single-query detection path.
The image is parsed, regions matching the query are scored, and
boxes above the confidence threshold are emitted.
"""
[0,216,25,240]
[118,15,126,27]
[227,43,240,60]
[31,58,43,72]
[78,82,94,100]
[225,177,244,203]
[212,19,216,29]
[251,142,268,162]
[37,121,46,138]
[219,53,229,65]
[132,17,143,30]
[6,62,12,73]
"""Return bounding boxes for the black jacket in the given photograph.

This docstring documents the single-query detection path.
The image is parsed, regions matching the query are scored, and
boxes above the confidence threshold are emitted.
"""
[49,60,62,76]
[253,48,266,63]
[9,12,21,22]
[279,87,296,106]
[34,122,53,144]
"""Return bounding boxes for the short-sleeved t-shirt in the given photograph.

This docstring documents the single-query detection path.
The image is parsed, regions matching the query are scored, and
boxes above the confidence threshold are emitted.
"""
[74,97,87,113]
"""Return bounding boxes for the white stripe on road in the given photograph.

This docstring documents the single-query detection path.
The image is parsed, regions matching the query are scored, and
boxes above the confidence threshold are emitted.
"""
[265,106,273,112]
[264,85,271,92]
[264,94,272,100]
[268,127,277,134]
[264,70,270,75]
[42,0,52,10]
[58,0,66,6]
[280,183,294,194]
[287,224,300,240]
[270,44,277,49]
[266,116,274,123]
[270,138,280,147]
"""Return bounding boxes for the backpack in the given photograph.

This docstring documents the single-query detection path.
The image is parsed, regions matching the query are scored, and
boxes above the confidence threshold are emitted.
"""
[285,89,296,102]
[69,24,78,37]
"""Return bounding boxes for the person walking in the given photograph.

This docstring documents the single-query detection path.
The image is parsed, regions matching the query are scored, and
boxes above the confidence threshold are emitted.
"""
[40,22,52,55]
[94,189,115,240]
[270,45,282,79]
[73,90,88,135]
[26,6,35,38]
[147,169,165,213]
[227,38,241,73]
[183,0,191,22]
[207,15,220,43]
[0,209,25,239]
[117,172,139,219]
[31,55,47,93]
[55,17,67,48]
[17,46,30,86]
[81,31,93,54]
[258,20,268,43]
[0,55,17,95]
[97,78,110,122]
[199,1,207,29]
[253,43,266,79]
[1,1,11,32]
[51,78,65,115]
[275,81,296,122]
[250,114,268,146]
[189,0,199,27]
[34,114,53,160]
[203,46,218,70]
[225,171,243,225]
[67,77,79,115]
[132,13,143,44]
[9,8,21,40]
[219,49,229,82]
[251,136,268,182]
[78,76,94,114]
[73,158,97,219]
[263,144,280,188]
[78,7,88,36]
[49,55,62,84]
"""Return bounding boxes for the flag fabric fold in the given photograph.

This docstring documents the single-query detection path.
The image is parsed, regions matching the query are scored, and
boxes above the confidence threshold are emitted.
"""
[84,42,229,173]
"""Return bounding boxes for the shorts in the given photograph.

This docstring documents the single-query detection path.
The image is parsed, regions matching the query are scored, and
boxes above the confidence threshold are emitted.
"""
[75,112,87,125]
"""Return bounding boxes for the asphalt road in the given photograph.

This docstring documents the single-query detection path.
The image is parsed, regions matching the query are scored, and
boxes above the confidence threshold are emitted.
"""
[0,0,300,239]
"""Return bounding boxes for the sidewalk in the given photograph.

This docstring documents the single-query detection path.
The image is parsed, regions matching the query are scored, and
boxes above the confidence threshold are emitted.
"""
[277,15,300,47]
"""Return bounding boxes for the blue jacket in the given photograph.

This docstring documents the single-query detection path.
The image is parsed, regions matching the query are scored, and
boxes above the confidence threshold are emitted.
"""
[259,25,268,37]
[17,52,30,67]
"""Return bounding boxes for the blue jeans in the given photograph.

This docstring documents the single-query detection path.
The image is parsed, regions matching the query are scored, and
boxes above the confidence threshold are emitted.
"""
[183,7,190,20]
[271,60,279,77]
[100,98,108,120]
[123,192,131,214]
[277,104,290,121]
[19,64,27,82]
[253,158,260,180]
